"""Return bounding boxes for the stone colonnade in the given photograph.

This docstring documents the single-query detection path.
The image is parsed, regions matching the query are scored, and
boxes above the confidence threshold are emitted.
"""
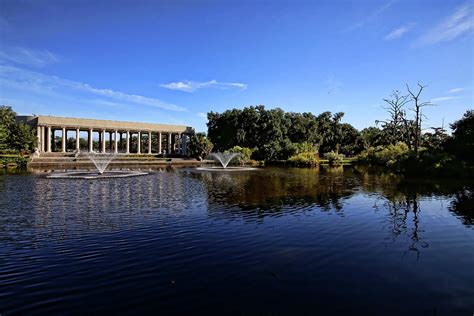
[36,126,189,155]
[36,125,189,155]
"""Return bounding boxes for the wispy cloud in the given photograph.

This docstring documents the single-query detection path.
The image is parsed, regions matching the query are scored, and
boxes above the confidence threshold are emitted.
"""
[416,3,473,46]
[345,0,397,32]
[449,87,465,93]
[430,96,459,102]
[384,23,415,40]
[160,80,247,93]
[0,65,186,112]
[0,46,60,68]
[197,112,207,119]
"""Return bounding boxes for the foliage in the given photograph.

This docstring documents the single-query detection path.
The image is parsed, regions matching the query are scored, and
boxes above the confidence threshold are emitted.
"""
[447,110,474,164]
[9,123,37,152]
[422,127,449,152]
[360,127,385,149]
[323,151,344,166]
[358,142,410,168]
[207,106,362,161]
[0,155,29,168]
[188,133,213,161]
[0,106,17,150]
[288,151,319,167]
[224,146,254,165]
[0,105,37,152]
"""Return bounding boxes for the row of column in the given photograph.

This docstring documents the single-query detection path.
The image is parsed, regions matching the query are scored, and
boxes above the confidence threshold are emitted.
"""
[36,126,188,155]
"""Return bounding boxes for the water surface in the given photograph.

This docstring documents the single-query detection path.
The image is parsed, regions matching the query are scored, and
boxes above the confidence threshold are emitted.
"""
[1,166,473,315]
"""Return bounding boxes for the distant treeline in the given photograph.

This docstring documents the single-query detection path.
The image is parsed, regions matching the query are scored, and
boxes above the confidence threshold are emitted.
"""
[207,106,361,160]
[203,103,473,176]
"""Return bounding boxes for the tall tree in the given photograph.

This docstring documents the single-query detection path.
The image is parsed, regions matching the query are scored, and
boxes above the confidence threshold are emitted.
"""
[406,83,432,154]
[377,90,412,147]
[449,110,474,163]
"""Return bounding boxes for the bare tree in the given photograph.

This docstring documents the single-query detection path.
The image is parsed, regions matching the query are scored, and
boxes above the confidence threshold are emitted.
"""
[406,82,432,154]
[376,90,412,147]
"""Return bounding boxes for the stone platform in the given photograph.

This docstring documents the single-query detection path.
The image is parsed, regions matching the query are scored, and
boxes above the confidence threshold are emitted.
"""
[28,155,213,169]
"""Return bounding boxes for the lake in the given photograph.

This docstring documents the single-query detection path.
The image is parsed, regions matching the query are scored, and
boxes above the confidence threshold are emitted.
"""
[1,166,473,315]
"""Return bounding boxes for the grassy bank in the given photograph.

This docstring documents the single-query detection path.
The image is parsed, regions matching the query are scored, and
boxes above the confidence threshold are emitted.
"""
[0,154,29,169]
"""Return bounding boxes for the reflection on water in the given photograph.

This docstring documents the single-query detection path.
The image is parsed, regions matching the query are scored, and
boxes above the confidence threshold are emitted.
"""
[0,166,473,315]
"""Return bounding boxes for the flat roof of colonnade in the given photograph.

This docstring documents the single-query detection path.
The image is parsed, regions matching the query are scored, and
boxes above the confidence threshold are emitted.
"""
[17,115,195,134]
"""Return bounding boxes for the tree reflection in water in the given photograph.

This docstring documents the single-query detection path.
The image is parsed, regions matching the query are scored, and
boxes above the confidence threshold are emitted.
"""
[193,165,473,258]
[449,188,473,226]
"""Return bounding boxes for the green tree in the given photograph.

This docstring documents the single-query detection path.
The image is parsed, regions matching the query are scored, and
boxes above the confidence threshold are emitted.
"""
[0,106,17,150]
[9,123,37,152]
[188,133,213,161]
[448,110,474,164]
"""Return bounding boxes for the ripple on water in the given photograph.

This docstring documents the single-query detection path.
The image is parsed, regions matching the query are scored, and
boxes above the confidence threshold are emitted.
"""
[0,167,473,314]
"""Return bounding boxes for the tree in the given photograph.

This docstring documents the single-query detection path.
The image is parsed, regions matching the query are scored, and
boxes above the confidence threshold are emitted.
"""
[360,127,384,149]
[0,105,17,150]
[9,123,37,152]
[422,127,449,151]
[188,133,213,161]
[376,90,412,147]
[448,110,474,163]
[406,83,432,154]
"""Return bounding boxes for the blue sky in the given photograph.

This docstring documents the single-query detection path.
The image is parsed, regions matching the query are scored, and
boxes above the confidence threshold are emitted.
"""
[0,0,472,132]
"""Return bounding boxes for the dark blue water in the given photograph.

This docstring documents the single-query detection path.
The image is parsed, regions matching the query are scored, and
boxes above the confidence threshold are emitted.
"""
[1,167,473,315]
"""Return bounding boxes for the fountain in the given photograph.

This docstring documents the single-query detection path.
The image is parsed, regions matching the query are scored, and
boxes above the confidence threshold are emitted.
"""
[84,152,118,174]
[195,152,258,172]
[46,151,148,179]
[208,152,240,168]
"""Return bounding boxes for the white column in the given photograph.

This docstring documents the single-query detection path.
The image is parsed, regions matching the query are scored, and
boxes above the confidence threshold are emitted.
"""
[76,128,80,151]
[126,131,130,154]
[88,128,93,152]
[101,130,106,153]
[148,131,152,154]
[158,132,162,154]
[47,126,52,152]
[36,126,41,153]
[114,130,118,153]
[168,133,172,154]
[41,126,45,152]
[137,131,141,154]
[61,127,66,153]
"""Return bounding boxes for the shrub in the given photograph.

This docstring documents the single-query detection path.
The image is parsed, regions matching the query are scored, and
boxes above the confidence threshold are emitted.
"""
[324,151,344,166]
[358,142,410,168]
[188,133,213,161]
[288,151,319,167]
[0,155,28,168]
[225,146,254,165]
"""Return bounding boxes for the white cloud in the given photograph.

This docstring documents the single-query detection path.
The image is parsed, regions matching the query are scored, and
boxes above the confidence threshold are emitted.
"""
[197,112,207,119]
[0,46,60,68]
[384,23,415,40]
[449,87,464,93]
[345,0,397,31]
[0,65,186,112]
[430,96,459,102]
[160,80,247,93]
[417,3,473,46]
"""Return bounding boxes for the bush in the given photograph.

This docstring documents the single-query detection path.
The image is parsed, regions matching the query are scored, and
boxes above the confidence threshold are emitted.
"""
[225,146,254,165]
[0,155,28,168]
[324,151,344,166]
[188,133,213,161]
[358,142,409,168]
[288,151,319,167]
